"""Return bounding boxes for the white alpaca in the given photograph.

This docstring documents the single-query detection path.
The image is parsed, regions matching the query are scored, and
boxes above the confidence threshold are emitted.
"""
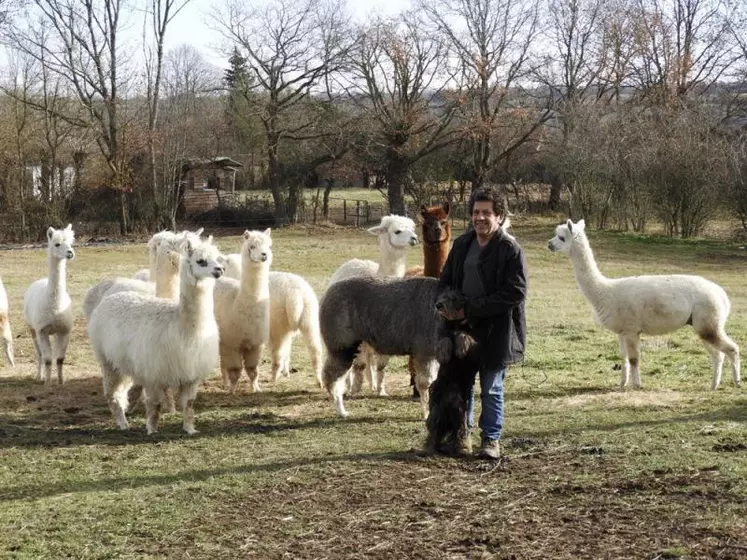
[88,236,225,434]
[548,219,741,390]
[84,230,199,321]
[133,228,204,282]
[328,215,419,396]
[0,276,15,367]
[23,224,75,384]
[223,263,324,388]
[214,229,272,394]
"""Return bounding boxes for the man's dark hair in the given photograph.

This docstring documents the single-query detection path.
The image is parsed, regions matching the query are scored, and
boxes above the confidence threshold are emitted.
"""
[468,186,506,216]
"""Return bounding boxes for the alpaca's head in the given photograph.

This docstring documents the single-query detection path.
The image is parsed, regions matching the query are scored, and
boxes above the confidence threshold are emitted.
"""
[548,219,585,253]
[420,202,451,245]
[181,236,225,280]
[368,215,418,249]
[241,228,273,266]
[157,232,187,272]
[47,224,75,261]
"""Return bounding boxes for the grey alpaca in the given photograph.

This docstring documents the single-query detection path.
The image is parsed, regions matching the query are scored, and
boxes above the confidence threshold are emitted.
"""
[319,276,443,418]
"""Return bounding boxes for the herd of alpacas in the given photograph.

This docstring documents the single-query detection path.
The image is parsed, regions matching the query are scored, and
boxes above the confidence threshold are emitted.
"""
[0,213,740,444]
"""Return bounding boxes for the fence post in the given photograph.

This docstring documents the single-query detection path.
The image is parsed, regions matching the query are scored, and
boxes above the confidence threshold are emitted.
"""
[366,201,370,224]
[355,200,360,227]
[343,198,347,223]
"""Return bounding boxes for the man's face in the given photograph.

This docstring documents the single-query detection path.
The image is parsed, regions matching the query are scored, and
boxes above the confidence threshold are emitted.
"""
[471,201,502,237]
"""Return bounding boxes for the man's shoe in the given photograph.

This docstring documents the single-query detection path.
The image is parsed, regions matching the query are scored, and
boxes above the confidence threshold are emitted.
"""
[477,438,501,460]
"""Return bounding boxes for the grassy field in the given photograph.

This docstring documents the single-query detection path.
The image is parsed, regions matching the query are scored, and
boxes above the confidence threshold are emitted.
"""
[0,218,745,559]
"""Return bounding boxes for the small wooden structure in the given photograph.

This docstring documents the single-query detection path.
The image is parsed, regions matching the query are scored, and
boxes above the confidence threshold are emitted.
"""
[180,157,243,216]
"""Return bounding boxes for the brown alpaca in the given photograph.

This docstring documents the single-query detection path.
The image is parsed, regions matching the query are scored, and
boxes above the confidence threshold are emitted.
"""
[406,202,452,398]
[406,202,452,278]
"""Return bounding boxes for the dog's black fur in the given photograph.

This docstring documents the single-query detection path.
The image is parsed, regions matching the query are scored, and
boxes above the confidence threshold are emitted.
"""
[425,289,481,456]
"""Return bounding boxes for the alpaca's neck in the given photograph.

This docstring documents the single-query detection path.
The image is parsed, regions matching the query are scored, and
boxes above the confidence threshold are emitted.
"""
[155,255,180,299]
[239,261,270,302]
[377,236,407,277]
[47,254,67,309]
[569,234,610,307]
[179,273,215,332]
[422,238,450,278]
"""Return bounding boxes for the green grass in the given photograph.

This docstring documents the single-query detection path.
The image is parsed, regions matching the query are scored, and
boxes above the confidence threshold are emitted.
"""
[0,219,745,559]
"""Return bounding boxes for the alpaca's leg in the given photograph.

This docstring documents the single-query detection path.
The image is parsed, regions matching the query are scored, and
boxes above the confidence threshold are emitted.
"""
[701,342,725,390]
[101,365,131,430]
[243,344,263,393]
[29,329,42,381]
[127,385,145,413]
[702,330,741,389]
[36,332,53,385]
[270,332,294,383]
[323,352,355,417]
[161,387,177,414]
[221,344,242,394]
[617,334,630,388]
[375,354,390,397]
[1,316,14,368]
[53,332,70,385]
[413,357,439,421]
[302,325,324,389]
[177,382,201,435]
[143,383,162,435]
[349,361,365,396]
[624,335,642,389]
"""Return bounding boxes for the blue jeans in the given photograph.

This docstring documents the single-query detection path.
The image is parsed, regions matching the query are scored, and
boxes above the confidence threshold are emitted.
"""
[466,367,506,442]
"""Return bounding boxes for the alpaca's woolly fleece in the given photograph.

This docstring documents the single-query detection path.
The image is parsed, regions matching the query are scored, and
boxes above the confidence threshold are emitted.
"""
[0,276,14,367]
[213,229,272,393]
[548,218,740,390]
[88,237,225,434]
[23,224,75,384]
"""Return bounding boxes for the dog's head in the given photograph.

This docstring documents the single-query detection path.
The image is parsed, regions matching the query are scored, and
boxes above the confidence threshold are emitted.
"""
[435,289,467,315]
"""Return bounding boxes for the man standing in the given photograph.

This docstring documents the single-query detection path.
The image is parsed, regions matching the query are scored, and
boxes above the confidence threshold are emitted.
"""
[437,187,528,459]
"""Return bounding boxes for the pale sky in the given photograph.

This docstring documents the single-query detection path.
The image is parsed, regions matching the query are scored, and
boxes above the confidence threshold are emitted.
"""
[163,0,411,68]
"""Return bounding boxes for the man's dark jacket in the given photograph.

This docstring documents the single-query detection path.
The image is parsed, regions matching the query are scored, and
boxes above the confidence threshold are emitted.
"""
[438,227,527,370]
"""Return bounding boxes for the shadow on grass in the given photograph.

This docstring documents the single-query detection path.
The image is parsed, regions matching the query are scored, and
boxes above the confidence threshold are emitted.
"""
[511,401,747,438]
[0,449,424,502]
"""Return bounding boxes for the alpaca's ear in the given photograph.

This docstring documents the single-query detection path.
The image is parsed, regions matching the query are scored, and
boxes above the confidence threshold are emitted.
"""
[65,223,72,231]
[206,235,214,245]
[577,219,586,231]
[442,201,450,215]
[420,205,428,216]
[47,226,55,239]
[180,238,193,255]
[243,230,251,240]
[566,219,573,233]
[367,224,386,235]
[263,227,271,237]
[194,227,204,237]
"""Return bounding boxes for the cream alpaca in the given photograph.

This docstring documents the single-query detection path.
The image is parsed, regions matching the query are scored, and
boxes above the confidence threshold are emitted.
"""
[548,219,740,389]
[0,275,15,367]
[133,228,204,282]
[328,215,419,397]
[23,225,75,384]
[223,264,323,388]
[84,230,198,321]
[88,236,225,434]
[214,229,272,394]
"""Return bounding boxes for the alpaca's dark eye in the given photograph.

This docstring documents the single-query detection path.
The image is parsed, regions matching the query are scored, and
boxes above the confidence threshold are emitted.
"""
[55,243,60,247]
[196,259,207,266]
[394,230,402,235]
[559,236,565,242]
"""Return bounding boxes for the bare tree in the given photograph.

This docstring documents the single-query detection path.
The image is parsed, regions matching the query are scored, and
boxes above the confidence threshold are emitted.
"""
[142,0,192,228]
[346,12,460,215]
[629,0,740,104]
[211,0,352,222]
[4,0,132,232]
[420,0,549,195]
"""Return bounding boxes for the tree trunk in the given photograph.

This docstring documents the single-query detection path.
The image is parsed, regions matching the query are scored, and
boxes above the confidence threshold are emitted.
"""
[287,182,300,224]
[548,173,563,211]
[385,154,408,216]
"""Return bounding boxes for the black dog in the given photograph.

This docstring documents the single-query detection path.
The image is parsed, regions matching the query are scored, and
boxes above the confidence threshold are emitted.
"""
[425,289,480,457]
